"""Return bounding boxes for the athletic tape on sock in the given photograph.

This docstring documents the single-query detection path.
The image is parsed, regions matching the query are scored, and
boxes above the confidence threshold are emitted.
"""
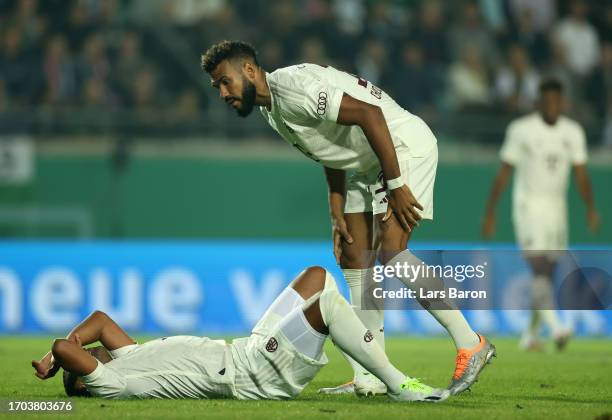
[279,307,327,360]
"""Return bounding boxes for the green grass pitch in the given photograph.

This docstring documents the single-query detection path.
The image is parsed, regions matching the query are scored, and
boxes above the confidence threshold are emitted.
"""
[2,337,611,419]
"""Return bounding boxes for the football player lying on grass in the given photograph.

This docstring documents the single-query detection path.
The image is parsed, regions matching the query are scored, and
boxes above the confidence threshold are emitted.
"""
[32,266,449,402]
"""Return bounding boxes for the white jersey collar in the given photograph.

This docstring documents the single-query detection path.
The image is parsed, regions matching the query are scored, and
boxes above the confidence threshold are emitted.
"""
[263,72,276,115]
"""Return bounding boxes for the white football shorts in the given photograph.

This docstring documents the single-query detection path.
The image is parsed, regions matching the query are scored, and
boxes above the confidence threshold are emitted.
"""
[513,198,569,255]
[231,309,327,400]
[345,144,438,218]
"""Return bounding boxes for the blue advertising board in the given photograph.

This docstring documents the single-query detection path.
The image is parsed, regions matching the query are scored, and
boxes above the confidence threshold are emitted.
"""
[0,241,610,336]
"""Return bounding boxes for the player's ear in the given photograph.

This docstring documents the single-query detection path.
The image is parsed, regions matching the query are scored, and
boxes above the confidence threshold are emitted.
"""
[242,60,257,81]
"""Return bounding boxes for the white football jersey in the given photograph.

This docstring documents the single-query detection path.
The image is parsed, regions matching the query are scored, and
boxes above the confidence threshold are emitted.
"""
[500,112,587,215]
[87,336,236,399]
[260,63,437,172]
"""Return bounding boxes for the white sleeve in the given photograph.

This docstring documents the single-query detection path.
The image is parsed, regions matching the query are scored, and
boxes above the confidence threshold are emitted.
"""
[275,75,344,126]
[302,78,344,123]
[80,360,126,399]
[109,343,138,359]
[500,122,522,165]
[570,124,588,165]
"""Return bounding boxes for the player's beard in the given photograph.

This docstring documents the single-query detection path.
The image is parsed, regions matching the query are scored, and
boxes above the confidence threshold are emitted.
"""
[236,76,256,118]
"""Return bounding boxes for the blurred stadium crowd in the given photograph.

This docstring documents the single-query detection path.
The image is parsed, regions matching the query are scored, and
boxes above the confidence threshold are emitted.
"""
[0,0,611,142]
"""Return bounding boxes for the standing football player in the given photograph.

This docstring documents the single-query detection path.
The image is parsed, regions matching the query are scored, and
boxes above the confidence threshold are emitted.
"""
[483,78,600,350]
[201,40,495,396]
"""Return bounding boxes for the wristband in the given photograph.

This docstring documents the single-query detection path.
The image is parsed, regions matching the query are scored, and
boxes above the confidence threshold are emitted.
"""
[386,177,404,190]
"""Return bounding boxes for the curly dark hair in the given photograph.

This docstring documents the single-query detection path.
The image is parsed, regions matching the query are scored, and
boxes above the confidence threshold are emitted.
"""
[62,346,112,397]
[201,40,259,73]
[63,369,91,397]
[539,77,564,94]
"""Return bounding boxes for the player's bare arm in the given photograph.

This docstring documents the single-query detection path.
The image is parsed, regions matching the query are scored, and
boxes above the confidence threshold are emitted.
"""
[336,93,423,231]
[573,164,600,232]
[32,310,135,379]
[482,162,514,238]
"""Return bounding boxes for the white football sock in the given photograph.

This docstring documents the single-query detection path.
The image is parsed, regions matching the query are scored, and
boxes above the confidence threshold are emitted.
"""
[252,286,304,336]
[524,310,542,341]
[387,251,480,349]
[344,268,385,350]
[430,309,480,349]
[539,310,563,336]
[532,275,563,336]
[342,268,385,381]
[319,276,406,393]
[268,286,305,317]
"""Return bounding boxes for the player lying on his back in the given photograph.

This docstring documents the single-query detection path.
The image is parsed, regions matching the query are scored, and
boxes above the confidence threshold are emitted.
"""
[32,267,450,402]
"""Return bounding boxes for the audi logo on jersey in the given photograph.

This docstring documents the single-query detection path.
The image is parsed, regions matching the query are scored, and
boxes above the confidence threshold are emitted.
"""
[317,91,328,115]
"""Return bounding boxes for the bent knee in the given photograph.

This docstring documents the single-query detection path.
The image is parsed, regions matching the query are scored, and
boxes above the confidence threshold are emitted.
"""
[377,220,410,253]
[292,266,327,298]
[51,338,71,358]
[378,235,408,255]
[304,265,325,276]
[91,310,108,320]
[340,246,373,269]
[377,249,404,265]
[302,266,327,290]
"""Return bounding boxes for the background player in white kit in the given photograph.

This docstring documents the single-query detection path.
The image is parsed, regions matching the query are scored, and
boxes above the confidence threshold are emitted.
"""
[31,267,449,403]
[201,41,495,396]
[483,78,600,350]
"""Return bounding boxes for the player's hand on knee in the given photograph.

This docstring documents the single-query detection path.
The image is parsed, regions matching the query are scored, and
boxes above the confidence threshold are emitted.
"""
[331,216,353,264]
[384,185,423,231]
